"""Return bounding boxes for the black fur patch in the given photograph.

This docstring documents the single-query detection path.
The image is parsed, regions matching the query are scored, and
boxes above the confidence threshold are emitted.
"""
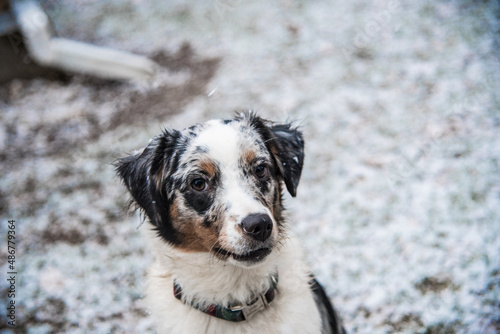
[184,189,215,215]
[310,277,347,334]
[115,129,186,245]
[239,113,305,197]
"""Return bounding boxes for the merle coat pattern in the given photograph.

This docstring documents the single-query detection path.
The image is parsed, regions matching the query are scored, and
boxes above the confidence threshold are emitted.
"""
[116,112,345,334]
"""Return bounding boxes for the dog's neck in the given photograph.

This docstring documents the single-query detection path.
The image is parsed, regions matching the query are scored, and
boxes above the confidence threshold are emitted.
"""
[173,271,279,322]
[167,252,280,307]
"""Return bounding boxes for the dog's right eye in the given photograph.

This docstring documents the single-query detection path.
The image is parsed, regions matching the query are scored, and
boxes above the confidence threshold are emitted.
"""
[191,178,208,192]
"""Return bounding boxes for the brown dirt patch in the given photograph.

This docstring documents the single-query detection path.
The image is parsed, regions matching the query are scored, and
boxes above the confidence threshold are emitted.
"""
[0,42,220,168]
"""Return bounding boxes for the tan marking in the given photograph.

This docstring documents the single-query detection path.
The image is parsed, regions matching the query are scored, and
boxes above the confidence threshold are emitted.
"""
[199,159,218,178]
[169,201,179,221]
[243,149,256,164]
[170,198,222,253]
[177,221,219,253]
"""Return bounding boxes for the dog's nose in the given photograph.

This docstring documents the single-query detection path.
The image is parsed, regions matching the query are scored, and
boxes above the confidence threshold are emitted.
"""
[241,214,273,242]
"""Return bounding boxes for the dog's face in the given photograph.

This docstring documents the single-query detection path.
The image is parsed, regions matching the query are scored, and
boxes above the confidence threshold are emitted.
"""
[116,113,304,267]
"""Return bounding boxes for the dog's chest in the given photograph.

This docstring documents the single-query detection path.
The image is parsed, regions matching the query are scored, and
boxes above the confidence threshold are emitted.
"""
[145,237,322,334]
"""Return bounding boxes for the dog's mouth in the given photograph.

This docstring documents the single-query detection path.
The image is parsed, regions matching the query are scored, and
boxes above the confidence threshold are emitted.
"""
[214,247,272,262]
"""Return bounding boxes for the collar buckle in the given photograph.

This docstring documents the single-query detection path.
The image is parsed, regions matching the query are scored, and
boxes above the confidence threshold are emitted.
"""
[231,293,270,320]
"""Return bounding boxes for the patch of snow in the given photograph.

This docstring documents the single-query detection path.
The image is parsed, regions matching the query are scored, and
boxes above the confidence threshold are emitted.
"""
[1,0,499,333]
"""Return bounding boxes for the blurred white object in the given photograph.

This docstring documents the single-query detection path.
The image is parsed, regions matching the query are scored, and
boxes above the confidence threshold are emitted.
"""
[10,0,156,80]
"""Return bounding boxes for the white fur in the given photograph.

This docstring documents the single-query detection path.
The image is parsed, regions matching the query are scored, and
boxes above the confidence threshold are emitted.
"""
[191,121,278,257]
[144,227,322,334]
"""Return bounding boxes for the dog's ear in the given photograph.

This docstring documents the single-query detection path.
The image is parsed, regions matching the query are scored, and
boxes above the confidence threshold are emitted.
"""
[268,123,305,197]
[245,113,305,197]
[115,129,181,240]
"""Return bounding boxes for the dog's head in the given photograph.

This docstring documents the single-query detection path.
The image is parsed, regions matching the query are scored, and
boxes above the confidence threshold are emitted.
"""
[116,112,304,267]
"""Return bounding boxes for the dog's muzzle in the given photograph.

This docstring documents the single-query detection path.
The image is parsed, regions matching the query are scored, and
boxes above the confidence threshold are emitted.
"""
[213,213,275,264]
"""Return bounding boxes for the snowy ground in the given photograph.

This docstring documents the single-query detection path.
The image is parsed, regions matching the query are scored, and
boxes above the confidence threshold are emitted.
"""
[1,0,499,333]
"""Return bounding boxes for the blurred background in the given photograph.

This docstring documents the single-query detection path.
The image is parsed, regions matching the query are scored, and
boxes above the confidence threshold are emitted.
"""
[0,0,499,333]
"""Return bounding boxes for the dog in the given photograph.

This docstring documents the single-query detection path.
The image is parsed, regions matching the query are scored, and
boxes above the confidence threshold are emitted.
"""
[116,112,346,334]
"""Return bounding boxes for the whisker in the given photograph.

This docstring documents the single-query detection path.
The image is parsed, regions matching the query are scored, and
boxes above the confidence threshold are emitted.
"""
[208,240,223,269]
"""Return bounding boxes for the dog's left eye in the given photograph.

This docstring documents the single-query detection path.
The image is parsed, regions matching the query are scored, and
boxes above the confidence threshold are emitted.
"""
[255,165,268,179]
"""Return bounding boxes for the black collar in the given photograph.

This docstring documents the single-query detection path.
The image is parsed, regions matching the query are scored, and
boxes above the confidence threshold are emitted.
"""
[173,273,279,322]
